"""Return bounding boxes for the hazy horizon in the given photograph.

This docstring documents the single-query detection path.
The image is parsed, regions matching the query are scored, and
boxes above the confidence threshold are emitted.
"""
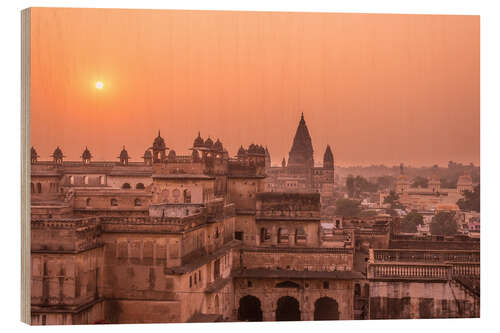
[30,8,480,167]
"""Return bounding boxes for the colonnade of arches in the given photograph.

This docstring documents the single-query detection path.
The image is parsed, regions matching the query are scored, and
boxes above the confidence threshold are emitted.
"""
[237,294,340,322]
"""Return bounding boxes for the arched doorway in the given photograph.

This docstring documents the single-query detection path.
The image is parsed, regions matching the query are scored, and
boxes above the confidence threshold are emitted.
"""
[276,296,300,321]
[238,295,263,321]
[314,297,339,320]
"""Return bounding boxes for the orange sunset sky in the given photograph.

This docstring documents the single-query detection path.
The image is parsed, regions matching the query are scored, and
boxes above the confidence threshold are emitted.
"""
[30,8,480,167]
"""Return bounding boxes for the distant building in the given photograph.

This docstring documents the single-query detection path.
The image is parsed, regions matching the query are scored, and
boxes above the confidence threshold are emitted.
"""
[265,113,335,207]
[457,172,474,194]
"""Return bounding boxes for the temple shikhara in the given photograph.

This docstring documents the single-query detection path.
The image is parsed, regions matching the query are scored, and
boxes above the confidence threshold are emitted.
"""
[29,115,479,325]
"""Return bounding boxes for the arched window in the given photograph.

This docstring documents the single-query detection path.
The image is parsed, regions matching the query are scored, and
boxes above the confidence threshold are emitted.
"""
[172,188,181,203]
[183,189,191,203]
[83,176,89,185]
[99,176,105,185]
[111,198,118,206]
[136,183,145,190]
[260,228,270,243]
[37,183,42,193]
[69,176,74,185]
[275,281,300,288]
[278,228,289,244]
[134,198,142,206]
[122,183,131,189]
[354,283,361,296]
[30,183,35,194]
[86,198,91,206]
[295,228,307,245]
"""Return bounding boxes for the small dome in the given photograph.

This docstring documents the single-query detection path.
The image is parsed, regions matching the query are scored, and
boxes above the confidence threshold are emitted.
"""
[82,146,92,160]
[193,132,204,147]
[153,130,166,151]
[237,146,246,156]
[205,137,214,147]
[143,149,152,159]
[214,139,223,151]
[168,149,176,159]
[31,147,39,159]
[52,146,63,159]
[248,144,257,154]
[119,146,129,159]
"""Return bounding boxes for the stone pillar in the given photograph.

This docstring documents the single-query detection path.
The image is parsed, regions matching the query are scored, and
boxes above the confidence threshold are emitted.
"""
[289,231,295,246]
[263,310,275,321]
[301,310,313,321]
[271,226,278,246]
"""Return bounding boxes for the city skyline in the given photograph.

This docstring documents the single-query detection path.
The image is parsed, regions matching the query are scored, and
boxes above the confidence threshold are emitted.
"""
[30,8,479,167]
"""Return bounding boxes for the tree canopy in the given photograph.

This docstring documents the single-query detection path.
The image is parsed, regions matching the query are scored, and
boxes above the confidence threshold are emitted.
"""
[345,175,378,198]
[457,185,480,212]
[411,176,428,188]
[383,191,403,209]
[400,210,423,233]
[335,198,361,217]
[430,212,458,236]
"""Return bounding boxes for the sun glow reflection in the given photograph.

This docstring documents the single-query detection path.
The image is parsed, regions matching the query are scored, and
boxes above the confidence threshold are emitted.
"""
[95,81,103,89]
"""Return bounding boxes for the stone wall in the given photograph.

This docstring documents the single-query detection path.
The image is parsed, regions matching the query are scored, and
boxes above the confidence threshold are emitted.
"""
[233,278,354,321]
[241,248,353,272]
[369,280,479,319]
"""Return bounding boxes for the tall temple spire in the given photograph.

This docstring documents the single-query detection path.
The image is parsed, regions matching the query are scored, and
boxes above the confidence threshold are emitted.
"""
[323,145,334,169]
[287,113,314,171]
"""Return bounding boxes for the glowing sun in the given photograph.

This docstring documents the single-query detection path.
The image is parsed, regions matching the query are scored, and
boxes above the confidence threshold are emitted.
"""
[95,81,104,90]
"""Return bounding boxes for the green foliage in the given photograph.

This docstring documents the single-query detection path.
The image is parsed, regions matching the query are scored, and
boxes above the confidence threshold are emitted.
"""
[400,210,423,233]
[383,191,403,209]
[457,185,480,212]
[376,176,395,190]
[430,212,458,236]
[335,198,361,217]
[411,176,428,188]
[345,175,378,198]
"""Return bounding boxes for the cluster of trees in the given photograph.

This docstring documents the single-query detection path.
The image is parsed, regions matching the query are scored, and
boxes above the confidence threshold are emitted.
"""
[457,185,480,212]
[335,198,361,217]
[411,176,428,188]
[345,175,396,198]
[345,175,378,198]
[383,191,403,209]
[400,210,458,236]
[430,212,458,235]
[400,210,423,233]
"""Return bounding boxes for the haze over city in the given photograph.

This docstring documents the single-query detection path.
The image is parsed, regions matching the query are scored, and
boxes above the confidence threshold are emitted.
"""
[30,8,479,166]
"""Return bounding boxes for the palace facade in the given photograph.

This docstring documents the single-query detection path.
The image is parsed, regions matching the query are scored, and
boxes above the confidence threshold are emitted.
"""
[29,126,479,325]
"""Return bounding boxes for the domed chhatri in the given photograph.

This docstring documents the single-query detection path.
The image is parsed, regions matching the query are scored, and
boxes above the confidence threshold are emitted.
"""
[142,149,153,165]
[153,130,166,151]
[152,130,168,163]
[81,146,92,164]
[31,146,39,164]
[237,145,246,157]
[214,139,223,152]
[51,146,64,165]
[119,146,130,165]
[168,149,177,160]
[193,131,204,148]
[204,137,214,148]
